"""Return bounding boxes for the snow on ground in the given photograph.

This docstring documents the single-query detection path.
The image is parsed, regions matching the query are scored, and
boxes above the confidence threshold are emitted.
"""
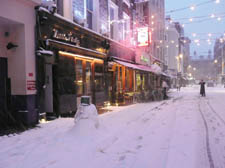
[1,86,225,168]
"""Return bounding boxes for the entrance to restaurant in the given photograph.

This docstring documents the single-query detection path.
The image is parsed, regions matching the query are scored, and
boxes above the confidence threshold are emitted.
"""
[44,64,53,113]
[0,58,11,127]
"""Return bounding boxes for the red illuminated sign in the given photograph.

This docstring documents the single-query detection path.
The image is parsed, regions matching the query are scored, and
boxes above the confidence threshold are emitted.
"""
[137,27,151,47]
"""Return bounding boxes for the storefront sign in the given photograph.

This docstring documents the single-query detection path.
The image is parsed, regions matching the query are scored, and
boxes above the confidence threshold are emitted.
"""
[27,80,36,91]
[52,29,80,46]
[141,55,149,63]
[137,27,150,47]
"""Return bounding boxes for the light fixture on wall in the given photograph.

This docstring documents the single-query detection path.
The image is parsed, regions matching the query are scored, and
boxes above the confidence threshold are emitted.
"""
[6,42,18,50]
[4,32,9,37]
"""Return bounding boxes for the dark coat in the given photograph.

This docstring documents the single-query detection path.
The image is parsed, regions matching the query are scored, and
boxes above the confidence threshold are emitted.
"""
[199,82,205,96]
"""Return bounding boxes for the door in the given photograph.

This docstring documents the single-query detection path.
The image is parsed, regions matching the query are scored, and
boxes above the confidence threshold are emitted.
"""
[0,58,8,124]
[44,64,53,113]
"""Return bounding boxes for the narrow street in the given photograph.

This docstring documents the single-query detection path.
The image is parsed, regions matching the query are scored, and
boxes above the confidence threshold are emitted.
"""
[0,86,225,168]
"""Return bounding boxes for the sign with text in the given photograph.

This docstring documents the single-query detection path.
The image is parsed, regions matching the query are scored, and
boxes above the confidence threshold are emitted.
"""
[137,27,150,47]
[27,80,36,91]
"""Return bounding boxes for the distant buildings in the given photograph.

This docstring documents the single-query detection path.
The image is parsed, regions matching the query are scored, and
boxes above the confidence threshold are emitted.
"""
[165,17,191,82]
[213,37,225,82]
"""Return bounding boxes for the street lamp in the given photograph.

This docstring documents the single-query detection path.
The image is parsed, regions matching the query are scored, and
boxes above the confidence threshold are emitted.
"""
[219,40,224,75]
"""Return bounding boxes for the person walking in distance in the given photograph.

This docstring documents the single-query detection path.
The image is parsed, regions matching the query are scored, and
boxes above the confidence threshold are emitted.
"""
[162,80,169,100]
[176,81,181,91]
[199,80,206,97]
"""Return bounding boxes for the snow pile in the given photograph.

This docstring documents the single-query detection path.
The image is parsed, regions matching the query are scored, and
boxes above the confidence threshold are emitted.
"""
[74,104,99,132]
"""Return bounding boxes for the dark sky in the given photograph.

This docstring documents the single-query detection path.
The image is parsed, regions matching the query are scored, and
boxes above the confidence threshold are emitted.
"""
[165,0,225,59]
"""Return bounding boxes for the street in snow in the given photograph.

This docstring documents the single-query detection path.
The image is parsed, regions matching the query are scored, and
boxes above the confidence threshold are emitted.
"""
[0,86,225,168]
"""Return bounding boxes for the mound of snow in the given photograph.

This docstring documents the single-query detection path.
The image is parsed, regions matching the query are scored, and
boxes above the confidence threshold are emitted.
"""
[73,104,99,135]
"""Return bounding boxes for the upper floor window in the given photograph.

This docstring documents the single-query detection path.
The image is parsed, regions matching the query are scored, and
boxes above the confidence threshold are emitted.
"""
[72,0,93,30]
[86,0,93,29]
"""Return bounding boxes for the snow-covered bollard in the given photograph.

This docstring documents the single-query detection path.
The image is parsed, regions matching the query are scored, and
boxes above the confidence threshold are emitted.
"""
[74,96,99,129]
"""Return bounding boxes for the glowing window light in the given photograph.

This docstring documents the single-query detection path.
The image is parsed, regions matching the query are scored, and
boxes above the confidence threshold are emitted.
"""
[210,14,215,18]
[190,5,195,11]
[194,39,199,43]
[215,0,220,3]
[189,18,193,22]
[217,17,221,21]
[58,51,103,63]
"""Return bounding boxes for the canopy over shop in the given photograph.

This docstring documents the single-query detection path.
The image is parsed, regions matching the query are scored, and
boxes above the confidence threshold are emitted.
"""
[108,56,166,104]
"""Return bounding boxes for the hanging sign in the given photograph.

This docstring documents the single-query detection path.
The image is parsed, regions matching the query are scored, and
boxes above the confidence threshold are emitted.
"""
[137,27,150,47]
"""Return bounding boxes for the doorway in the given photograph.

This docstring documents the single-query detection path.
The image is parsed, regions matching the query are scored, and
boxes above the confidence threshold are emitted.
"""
[0,58,11,127]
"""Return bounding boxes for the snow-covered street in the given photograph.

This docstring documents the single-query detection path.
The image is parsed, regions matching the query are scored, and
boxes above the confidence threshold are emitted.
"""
[1,86,225,168]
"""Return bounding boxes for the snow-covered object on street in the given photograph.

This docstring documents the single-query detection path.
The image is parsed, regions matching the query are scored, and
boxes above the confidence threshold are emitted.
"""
[74,104,99,130]
[36,47,54,56]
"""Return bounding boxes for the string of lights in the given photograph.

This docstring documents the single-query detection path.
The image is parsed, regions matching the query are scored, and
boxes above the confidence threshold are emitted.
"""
[172,12,225,21]
[166,0,220,13]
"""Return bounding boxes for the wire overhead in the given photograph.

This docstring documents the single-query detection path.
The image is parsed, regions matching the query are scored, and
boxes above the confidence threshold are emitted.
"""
[166,0,219,13]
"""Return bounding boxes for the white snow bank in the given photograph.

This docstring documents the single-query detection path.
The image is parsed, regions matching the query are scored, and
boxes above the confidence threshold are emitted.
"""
[74,104,100,134]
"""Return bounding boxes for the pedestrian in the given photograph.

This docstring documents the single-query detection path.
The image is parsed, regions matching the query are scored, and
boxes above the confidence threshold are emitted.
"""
[176,82,181,91]
[162,80,168,100]
[199,80,206,97]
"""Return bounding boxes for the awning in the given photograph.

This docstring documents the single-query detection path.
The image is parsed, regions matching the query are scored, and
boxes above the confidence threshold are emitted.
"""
[113,60,157,74]
[114,60,139,69]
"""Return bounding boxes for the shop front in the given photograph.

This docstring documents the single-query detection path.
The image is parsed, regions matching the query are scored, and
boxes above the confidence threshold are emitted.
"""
[36,7,109,116]
[108,57,159,104]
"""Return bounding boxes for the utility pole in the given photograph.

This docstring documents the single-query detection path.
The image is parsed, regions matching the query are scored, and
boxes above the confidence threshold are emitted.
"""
[222,44,224,75]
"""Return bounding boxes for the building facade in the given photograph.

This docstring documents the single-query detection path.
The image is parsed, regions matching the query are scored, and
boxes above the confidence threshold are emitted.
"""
[1,0,170,126]
[0,0,41,127]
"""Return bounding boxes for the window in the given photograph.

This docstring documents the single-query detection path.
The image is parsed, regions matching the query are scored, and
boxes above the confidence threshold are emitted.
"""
[76,60,83,96]
[109,1,118,40]
[110,7,115,39]
[122,12,130,41]
[72,0,93,29]
[85,62,92,95]
[86,0,93,29]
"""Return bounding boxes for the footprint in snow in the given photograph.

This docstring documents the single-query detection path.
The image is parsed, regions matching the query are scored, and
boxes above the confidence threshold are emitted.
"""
[215,138,220,144]
[142,118,150,123]
[119,155,126,161]
[136,145,142,150]
[137,136,143,141]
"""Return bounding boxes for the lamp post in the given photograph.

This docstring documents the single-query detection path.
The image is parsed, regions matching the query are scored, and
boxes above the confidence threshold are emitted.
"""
[219,38,224,75]
[219,38,225,83]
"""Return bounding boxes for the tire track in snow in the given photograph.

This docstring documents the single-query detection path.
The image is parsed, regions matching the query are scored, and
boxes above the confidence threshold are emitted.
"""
[198,101,215,168]
[206,100,225,126]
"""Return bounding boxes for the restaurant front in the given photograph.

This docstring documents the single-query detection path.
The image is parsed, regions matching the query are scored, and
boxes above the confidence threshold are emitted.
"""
[36,7,109,117]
